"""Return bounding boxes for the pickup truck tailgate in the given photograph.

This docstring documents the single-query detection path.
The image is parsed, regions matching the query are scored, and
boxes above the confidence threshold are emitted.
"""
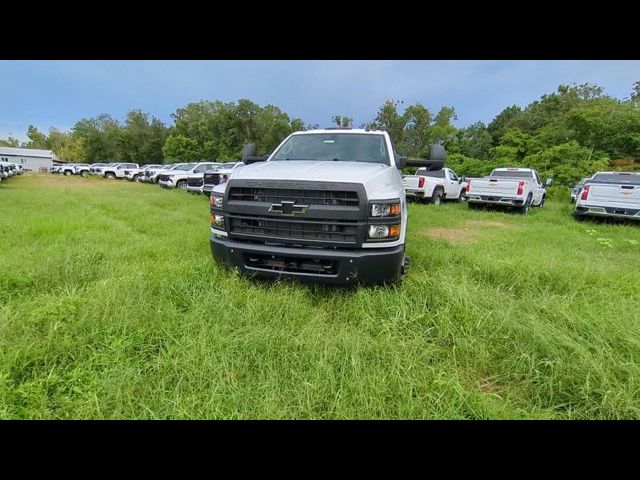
[402,176,420,189]
[587,184,640,207]
[470,179,520,197]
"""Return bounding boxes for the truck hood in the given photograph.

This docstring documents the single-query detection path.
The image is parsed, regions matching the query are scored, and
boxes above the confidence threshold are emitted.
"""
[229,160,402,199]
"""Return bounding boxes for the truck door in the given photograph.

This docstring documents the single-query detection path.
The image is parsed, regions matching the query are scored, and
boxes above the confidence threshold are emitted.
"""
[446,169,462,198]
[532,170,544,205]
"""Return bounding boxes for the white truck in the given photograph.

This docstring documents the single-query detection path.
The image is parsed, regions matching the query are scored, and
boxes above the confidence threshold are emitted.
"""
[574,172,640,221]
[73,164,91,177]
[124,164,163,182]
[202,162,244,196]
[142,163,179,183]
[186,163,222,194]
[466,167,552,214]
[402,166,468,204]
[103,163,139,179]
[89,163,111,176]
[158,162,220,189]
[208,128,445,285]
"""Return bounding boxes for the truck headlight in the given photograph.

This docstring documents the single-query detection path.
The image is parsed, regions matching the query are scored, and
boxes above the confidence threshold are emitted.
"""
[210,194,223,208]
[210,213,224,229]
[368,224,400,240]
[370,202,401,217]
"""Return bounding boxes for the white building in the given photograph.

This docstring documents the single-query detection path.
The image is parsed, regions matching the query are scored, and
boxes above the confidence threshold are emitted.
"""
[0,147,59,172]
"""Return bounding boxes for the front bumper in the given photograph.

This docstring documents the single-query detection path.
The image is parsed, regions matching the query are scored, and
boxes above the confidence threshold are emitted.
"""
[467,195,524,207]
[187,185,203,194]
[575,204,640,220]
[158,179,175,188]
[210,236,404,285]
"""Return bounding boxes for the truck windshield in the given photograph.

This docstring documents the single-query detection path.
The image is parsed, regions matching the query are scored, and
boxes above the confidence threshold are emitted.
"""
[591,173,640,185]
[490,170,535,180]
[272,133,390,165]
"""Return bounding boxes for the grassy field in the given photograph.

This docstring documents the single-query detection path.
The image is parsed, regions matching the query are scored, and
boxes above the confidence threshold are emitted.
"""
[1,173,640,419]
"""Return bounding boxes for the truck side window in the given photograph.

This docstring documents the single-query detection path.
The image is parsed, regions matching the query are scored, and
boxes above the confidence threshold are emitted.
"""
[449,171,458,181]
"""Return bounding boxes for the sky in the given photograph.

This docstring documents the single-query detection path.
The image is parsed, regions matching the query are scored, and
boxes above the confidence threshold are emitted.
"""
[1,60,638,141]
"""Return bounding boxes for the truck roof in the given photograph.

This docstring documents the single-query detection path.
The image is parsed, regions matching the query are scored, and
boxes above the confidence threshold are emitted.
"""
[492,167,535,172]
[292,128,387,136]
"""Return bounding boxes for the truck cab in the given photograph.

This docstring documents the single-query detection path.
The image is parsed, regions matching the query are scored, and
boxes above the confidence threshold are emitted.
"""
[208,128,444,285]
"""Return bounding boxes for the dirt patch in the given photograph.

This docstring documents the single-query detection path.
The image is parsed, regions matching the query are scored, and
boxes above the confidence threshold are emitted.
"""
[422,227,478,244]
[466,220,510,228]
[422,220,511,244]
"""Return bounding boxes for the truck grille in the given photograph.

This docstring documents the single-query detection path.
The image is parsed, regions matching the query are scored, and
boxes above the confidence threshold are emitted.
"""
[188,177,204,187]
[244,253,338,275]
[157,174,171,182]
[229,187,359,207]
[228,215,359,245]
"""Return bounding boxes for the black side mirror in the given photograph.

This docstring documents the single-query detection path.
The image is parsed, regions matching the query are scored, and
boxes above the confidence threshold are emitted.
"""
[545,178,553,187]
[241,143,269,164]
[394,155,407,169]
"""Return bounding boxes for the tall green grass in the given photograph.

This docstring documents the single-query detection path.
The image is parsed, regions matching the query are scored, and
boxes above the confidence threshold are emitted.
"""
[1,174,639,418]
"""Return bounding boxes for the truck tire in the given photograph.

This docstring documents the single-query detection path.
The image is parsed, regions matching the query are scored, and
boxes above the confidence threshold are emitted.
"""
[457,189,467,202]
[518,194,533,214]
[176,180,187,189]
[431,188,443,206]
[133,174,140,182]
[80,170,88,178]
[105,172,115,180]
[64,170,72,176]
[538,195,545,208]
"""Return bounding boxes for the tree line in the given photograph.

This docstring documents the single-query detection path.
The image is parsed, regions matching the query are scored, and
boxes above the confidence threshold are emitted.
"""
[1,81,639,184]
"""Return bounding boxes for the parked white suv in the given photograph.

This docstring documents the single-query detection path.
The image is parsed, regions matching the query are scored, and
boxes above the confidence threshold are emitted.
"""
[158,162,220,189]
[467,167,552,214]
[574,172,640,221]
[402,167,468,204]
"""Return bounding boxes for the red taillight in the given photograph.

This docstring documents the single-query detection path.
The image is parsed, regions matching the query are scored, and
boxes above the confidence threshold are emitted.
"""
[467,180,470,193]
[418,177,425,188]
[581,184,590,200]
[517,181,525,196]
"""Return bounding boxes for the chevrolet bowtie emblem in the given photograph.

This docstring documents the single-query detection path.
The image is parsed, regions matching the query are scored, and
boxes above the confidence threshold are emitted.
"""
[269,200,309,216]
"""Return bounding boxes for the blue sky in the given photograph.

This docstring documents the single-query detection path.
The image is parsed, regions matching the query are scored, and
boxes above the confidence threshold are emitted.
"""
[1,60,638,140]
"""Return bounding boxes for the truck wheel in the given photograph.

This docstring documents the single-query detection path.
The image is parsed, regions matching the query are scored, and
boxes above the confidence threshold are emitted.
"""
[64,170,72,176]
[133,174,140,182]
[538,196,545,208]
[105,172,115,180]
[431,189,443,206]
[518,194,533,214]
[176,180,187,189]
[80,170,88,178]
[457,189,467,202]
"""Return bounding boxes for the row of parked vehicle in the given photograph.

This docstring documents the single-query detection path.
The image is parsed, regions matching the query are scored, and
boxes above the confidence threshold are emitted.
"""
[405,164,640,220]
[0,161,24,183]
[49,160,246,196]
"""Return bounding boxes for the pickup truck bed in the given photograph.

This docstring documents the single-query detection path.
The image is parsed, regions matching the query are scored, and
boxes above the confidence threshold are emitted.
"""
[575,172,640,220]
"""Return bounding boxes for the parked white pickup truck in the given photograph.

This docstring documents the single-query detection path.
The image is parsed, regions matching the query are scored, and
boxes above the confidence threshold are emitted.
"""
[574,172,640,221]
[158,162,220,189]
[125,164,163,182]
[466,167,552,214]
[402,167,467,204]
[103,163,139,179]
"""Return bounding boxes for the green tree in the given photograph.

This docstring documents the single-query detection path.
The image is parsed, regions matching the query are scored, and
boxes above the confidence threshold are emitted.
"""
[25,125,48,149]
[162,134,201,161]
